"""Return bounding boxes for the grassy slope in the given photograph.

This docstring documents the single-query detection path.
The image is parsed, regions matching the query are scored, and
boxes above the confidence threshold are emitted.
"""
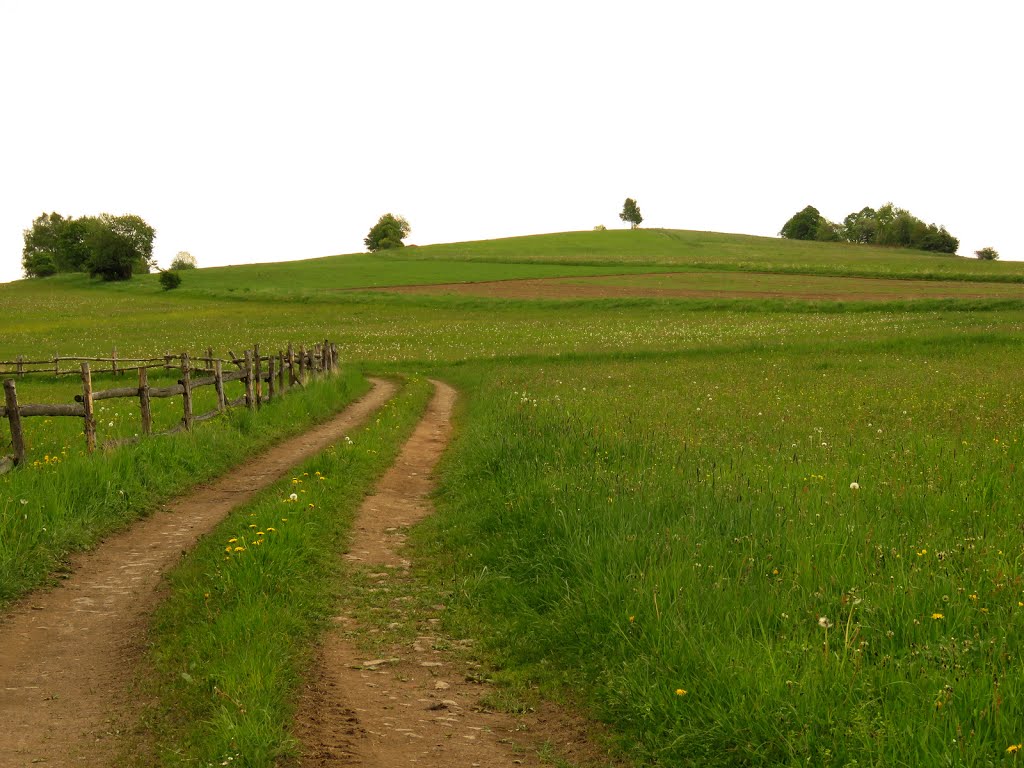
[4,229,1024,766]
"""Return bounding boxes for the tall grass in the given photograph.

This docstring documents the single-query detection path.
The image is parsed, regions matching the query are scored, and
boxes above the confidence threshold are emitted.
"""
[420,340,1024,765]
[0,369,366,608]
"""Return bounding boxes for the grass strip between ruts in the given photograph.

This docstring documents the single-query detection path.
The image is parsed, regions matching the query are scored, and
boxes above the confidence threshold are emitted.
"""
[0,369,367,610]
[138,375,433,767]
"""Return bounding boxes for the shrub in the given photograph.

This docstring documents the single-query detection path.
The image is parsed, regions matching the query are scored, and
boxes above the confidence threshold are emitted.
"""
[159,270,183,290]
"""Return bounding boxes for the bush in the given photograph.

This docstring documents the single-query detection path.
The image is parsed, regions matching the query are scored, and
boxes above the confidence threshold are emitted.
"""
[159,270,183,290]
[975,247,999,261]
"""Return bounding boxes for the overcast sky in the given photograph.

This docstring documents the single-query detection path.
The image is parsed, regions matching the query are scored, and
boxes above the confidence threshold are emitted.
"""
[1,1,1020,284]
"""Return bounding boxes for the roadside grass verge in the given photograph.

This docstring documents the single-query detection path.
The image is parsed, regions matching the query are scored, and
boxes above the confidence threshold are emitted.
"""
[417,342,1024,766]
[0,369,366,609]
[140,376,432,767]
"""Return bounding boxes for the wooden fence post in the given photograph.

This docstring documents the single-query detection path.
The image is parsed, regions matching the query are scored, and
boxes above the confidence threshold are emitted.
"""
[322,339,329,373]
[112,346,119,377]
[164,352,173,370]
[207,347,214,370]
[214,359,226,413]
[267,356,276,401]
[287,343,295,385]
[277,351,285,392]
[81,362,96,453]
[254,344,262,407]
[16,356,24,378]
[331,343,338,373]
[139,367,152,435]
[298,345,306,384]
[3,380,26,466]
[244,351,255,410]
[54,355,59,377]
[181,353,193,430]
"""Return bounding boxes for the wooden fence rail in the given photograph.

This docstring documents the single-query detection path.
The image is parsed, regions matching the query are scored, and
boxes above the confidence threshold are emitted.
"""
[1,341,339,474]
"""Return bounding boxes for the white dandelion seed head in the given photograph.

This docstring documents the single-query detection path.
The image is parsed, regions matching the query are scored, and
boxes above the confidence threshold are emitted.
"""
[850,482,860,490]
[289,493,298,502]
[818,616,833,629]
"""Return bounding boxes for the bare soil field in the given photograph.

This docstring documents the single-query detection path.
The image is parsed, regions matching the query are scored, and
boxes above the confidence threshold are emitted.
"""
[367,270,1024,302]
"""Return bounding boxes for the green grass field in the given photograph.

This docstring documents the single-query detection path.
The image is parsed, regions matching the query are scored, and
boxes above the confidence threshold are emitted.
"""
[3,229,1024,766]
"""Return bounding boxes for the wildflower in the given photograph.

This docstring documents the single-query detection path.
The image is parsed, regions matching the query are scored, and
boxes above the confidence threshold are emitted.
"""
[850,482,860,490]
[931,613,944,620]
[818,616,833,629]
[267,527,276,532]
[675,688,687,696]
[228,538,237,543]
[233,546,244,552]
[257,531,264,536]
[628,615,635,623]
[1008,743,1022,754]
[20,499,28,505]
[289,493,298,502]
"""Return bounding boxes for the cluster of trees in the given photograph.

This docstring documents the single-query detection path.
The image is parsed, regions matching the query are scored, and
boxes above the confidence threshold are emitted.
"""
[780,204,959,254]
[22,212,156,280]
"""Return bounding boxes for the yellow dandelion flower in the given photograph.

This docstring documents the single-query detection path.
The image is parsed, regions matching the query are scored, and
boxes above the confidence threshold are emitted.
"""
[257,531,265,536]
[228,538,237,543]
[628,615,635,623]
[931,613,944,620]
[234,546,245,552]
[1008,743,1022,754]
[675,688,687,696]
[267,527,276,532]
[224,545,232,553]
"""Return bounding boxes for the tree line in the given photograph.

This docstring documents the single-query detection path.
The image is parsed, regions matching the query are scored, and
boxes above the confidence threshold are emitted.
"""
[22,212,156,280]
[780,203,959,254]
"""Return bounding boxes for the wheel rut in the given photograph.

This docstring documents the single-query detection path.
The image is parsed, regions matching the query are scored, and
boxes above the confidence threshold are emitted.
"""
[0,378,397,768]
[294,380,617,768]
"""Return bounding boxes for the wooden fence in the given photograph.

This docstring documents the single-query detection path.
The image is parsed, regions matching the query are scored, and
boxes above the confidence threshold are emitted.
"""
[1,341,338,475]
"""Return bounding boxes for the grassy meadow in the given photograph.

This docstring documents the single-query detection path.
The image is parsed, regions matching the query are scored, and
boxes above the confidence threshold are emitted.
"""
[2,229,1024,766]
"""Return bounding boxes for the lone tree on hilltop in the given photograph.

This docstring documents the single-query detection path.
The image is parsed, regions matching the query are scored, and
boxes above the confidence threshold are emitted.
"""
[365,213,410,252]
[975,247,999,261]
[619,198,643,229]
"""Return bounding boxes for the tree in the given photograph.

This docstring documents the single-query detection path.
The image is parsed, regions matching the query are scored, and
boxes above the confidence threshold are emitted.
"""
[843,207,879,244]
[364,213,410,252]
[619,198,642,229]
[170,251,197,270]
[84,222,139,281]
[22,212,90,276]
[780,205,825,241]
[975,246,1000,261]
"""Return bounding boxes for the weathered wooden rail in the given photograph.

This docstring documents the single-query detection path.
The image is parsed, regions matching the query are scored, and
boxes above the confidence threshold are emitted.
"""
[1,341,339,474]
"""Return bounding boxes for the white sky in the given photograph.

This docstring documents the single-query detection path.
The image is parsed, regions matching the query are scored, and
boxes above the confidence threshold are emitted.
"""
[1,1,1021,284]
